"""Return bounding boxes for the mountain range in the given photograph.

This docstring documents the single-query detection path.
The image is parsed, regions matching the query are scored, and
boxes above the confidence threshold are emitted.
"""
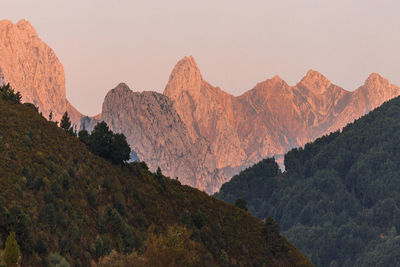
[1,19,399,193]
[85,57,400,193]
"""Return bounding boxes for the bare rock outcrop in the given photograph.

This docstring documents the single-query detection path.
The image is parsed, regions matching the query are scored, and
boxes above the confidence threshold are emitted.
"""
[164,56,247,170]
[327,73,400,133]
[100,83,225,191]
[0,19,82,123]
[163,57,400,192]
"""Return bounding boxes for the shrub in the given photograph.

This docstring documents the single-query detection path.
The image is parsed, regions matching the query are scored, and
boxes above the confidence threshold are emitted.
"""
[4,232,21,267]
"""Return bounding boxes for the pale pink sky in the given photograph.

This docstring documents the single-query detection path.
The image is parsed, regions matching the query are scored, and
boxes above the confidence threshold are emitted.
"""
[2,0,400,115]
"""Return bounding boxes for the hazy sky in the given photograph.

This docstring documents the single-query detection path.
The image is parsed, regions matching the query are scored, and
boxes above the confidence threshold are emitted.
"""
[2,0,400,115]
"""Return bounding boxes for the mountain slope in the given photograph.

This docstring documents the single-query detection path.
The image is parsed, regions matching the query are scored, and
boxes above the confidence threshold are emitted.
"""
[0,90,311,266]
[216,95,400,266]
[0,19,82,123]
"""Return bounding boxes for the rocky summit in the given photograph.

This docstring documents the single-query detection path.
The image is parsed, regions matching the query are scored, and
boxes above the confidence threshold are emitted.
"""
[99,83,226,192]
[0,19,82,123]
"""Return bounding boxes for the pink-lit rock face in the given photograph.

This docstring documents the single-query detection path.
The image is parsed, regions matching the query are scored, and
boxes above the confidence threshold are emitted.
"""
[90,57,400,194]
[3,19,399,194]
[0,19,82,123]
[162,56,400,193]
[96,56,396,194]
[164,56,247,170]
[100,83,226,192]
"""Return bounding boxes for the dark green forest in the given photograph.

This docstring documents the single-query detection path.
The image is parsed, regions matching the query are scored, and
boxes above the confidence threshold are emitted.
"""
[216,96,400,266]
[0,84,311,266]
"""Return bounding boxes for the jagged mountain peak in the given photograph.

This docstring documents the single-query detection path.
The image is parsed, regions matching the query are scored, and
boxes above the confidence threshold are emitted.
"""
[364,72,390,87]
[113,82,131,92]
[299,69,332,94]
[16,19,38,37]
[179,55,198,66]
[304,69,328,79]
[0,18,82,123]
[170,55,201,79]
[266,75,287,87]
[0,19,13,27]
[164,55,203,97]
[0,19,38,38]
[271,74,283,81]
[246,75,289,96]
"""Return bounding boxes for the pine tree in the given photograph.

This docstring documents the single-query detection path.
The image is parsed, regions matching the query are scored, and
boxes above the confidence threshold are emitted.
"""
[156,167,163,178]
[60,112,73,134]
[88,122,113,159]
[110,133,131,164]
[78,123,90,145]
[3,232,21,267]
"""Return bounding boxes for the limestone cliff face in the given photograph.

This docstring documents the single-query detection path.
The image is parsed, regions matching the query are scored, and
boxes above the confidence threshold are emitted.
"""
[164,56,247,170]
[327,73,400,133]
[0,19,82,123]
[163,57,400,192]
[79,57,400,194]
[100,83,225,191]
[164,59,351,172]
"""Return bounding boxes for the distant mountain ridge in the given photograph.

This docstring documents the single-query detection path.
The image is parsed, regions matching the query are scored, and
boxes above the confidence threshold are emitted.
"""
[1,19,399,193]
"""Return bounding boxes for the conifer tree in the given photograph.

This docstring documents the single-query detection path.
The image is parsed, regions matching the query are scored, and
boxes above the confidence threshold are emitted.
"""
[110,133,131,164]
[78,123,90,145]
[89,121,113,158]
[60,112,73,134]
[3,232,21,267]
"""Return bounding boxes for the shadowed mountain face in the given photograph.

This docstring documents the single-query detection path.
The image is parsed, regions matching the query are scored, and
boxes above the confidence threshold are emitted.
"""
[0,19,82,123]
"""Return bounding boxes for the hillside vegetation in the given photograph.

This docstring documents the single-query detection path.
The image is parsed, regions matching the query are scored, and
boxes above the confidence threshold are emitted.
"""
[0,85,311,266]
[216,96,400,266]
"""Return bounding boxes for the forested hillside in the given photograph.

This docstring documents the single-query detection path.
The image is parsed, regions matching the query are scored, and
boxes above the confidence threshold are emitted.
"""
[216,96,400,266]
[0,85,311,266]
